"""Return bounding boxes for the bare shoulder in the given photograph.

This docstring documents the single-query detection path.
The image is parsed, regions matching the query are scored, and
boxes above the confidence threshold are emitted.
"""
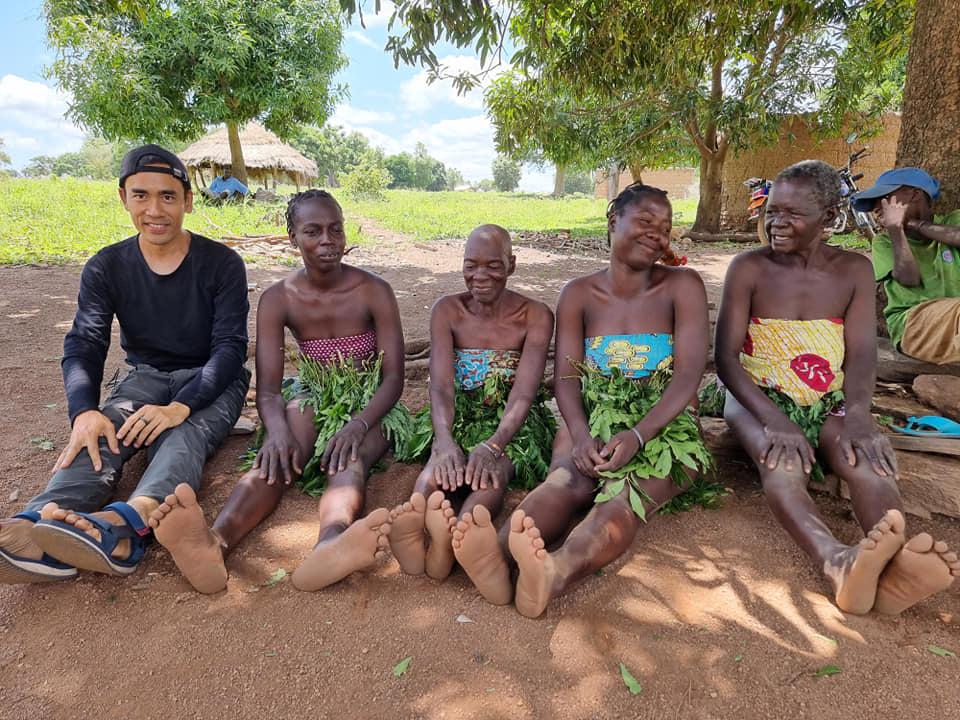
[510,290,554,321]
[823,245,872,276]
[559,269,606,300]
[344,264,394,294]
[659,264,706,289]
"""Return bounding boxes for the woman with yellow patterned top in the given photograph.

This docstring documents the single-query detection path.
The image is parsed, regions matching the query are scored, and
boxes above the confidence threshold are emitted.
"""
[716,160,959,615]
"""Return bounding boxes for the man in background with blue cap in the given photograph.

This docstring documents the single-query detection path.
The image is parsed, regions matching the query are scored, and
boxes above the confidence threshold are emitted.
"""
[853,167,960,364]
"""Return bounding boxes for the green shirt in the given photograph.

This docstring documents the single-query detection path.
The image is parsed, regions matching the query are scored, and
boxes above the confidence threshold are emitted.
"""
[872,210,960,347]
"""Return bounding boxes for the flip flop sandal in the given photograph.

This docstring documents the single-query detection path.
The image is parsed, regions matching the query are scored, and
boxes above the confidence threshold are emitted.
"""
[30,501,150,576]
[0,511,78,584]
[891,415,960,438]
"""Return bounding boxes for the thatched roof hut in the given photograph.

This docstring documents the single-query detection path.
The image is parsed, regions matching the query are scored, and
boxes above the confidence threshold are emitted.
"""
[179,123,317,191]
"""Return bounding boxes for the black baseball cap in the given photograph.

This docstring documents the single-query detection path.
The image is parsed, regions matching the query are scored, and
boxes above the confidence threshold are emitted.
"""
[119,144,191,191]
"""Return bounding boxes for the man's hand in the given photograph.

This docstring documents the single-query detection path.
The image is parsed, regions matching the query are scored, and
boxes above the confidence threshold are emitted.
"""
[117,402,191,448]
[53,409,119,473]
[877,195,909,231]
[464,442,503,491]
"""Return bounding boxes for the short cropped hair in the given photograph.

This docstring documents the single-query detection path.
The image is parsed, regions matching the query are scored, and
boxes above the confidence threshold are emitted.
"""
[774,160,842,211]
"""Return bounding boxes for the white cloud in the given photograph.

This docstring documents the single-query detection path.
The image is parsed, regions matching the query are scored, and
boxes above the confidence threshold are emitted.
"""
[329,104,396,127]
[399,55,493,114]
[345,30,379,49]
[345,1,396,29]
[0,75,85,166]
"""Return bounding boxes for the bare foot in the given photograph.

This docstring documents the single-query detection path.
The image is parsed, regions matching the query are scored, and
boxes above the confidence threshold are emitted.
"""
[825,509,905,615]
[424,491,456,580]
[508,510,560,618]
[873,533,960,614]
[291,507,392,592]
[0,516,75,584]
[452,505,512,605]
[387,493,427,575]
[148,484,227,594]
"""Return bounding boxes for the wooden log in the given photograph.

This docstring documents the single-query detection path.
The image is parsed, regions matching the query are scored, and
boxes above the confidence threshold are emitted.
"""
[887,434,960,457]
[876,337,960,382]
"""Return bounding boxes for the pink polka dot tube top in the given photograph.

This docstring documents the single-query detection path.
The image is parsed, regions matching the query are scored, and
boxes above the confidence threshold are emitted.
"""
[296,329,377,363]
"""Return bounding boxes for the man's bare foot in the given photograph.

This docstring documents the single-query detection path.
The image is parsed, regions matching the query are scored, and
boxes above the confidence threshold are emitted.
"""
[424,491,456,580]
[825,509,905,615]
[452,505,512,605]
[387,493,427,575]
[148,484,227,594]
[508,510,561,618]
[34,502,132,562]
[291,507,392,592]
[873,533,960,614]
[0,516,76,583]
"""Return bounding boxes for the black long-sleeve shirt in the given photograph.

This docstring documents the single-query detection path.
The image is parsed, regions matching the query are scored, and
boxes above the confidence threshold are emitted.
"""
[62,233,249,423]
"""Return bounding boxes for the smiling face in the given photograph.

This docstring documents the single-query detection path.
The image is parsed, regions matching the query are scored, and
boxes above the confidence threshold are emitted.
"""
[764,178,835,254]
[289,196,346,267]
[119,167,193,247]
[608,194,672,266]
[462,225,515,303]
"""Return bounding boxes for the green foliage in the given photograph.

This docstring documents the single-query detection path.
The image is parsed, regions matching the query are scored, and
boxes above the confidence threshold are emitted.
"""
[384,152,415,188]
[293,353,415,497]
[46,0,347,146]
[697,379,726,418]
[579,364,713,521]
[406,373,557,490]
[492,154,521,192]
[340,162,392,201]
[563,171,594,196]
[759,386,844,482]
[0,138,10,167]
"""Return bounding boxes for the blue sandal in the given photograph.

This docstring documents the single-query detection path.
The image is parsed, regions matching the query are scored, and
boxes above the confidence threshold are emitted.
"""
[30,502,150,576]
[0,511,78,584]
[891,415,960,438]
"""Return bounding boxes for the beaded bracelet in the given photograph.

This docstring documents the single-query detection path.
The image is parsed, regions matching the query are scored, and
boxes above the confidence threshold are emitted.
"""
[480,441,501,459]
[630,427,644,448]
[486,440,504,456]
[352,416,370,433]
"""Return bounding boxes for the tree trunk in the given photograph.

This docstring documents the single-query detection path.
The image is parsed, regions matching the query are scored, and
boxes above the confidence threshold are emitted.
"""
[607,165,619,201]
[628,160,645,183]
[327,169,337,188]
[896,0,960,213]
[226,121,248,186]
[553,163,567,196]
[693,148,727,233]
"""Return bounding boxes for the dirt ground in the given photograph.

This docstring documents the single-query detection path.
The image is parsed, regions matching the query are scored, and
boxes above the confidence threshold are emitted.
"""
[1,225,958,720]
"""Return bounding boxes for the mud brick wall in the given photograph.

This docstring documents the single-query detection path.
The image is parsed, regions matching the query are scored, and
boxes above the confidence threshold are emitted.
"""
[594,167,699,200]
[720,112,901,230]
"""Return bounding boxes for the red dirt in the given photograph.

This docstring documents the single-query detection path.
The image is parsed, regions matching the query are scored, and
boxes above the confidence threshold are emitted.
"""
[0,229,957,720]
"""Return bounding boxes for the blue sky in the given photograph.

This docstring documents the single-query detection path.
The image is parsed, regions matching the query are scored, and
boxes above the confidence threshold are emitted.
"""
[0,1,553,190]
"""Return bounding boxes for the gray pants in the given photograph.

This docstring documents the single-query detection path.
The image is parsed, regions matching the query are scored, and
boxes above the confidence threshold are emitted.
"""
[27,365,250,514]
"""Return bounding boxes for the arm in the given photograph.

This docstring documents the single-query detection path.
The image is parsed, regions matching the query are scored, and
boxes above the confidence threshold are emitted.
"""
[836,255,898,477]
[878,196,922,287]
[122,246,249,447]
[56,254,121,472]
[715,254,816,473]
[250,284,302,485]
[596,270,709,472]
[421,297,466,490]
[554,280,605,477]
[321,277,405,473]
[464,302,555,490]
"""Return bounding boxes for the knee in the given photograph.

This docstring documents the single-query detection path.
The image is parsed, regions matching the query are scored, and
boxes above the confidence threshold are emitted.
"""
[760,467,810,496]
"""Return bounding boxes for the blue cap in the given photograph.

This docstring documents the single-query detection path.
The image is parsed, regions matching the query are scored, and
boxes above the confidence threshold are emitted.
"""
[851,167,940,212]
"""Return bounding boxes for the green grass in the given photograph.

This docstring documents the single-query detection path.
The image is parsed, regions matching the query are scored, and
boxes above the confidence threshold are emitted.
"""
[341,190,699,242]
[0,177,700,264]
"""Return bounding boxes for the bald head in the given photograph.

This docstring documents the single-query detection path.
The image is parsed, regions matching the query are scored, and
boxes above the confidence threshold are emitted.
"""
[466,224,512,262]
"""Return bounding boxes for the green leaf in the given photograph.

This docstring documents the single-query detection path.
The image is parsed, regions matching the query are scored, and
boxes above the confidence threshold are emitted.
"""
[734,654,743,662]
[814,634,837,645]
[393,656,413,676]
[263,568,286,588]
[619,663,642,694]
[627,487,647,521]
[813,665,841,679]
[928,645,956,658]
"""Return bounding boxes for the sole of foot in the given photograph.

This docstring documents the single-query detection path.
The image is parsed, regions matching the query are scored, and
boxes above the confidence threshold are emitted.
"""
[873,533,960,614]
[387,493,427,575]
[424,490,456,580]
[149,484,227,594]
[833,508,906,615]
[292,507,391,592]
[452,504,512,605]
[507,510,555,618]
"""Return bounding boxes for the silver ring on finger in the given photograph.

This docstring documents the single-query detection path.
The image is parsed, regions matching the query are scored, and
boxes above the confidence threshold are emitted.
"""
[139,417,149,424]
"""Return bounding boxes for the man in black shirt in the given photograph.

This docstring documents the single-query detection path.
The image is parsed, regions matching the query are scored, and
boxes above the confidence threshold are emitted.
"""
[0,144,250,583]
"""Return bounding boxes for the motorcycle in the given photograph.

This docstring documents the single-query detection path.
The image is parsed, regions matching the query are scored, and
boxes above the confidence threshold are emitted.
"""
[743,133,881,243]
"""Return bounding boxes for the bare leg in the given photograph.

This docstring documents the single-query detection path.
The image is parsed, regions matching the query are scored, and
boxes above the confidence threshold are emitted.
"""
[291,428,390,591]
[874,534,960,614]
[725,393,905,614]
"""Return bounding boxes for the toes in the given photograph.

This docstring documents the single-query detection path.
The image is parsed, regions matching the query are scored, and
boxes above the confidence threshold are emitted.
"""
[904,532,935,553]
[472,505,492,527]
[365,507,390,528]
[425,490,444,511]
[410,492,427,513]
[509,510,526,533]
[933,540,949,554]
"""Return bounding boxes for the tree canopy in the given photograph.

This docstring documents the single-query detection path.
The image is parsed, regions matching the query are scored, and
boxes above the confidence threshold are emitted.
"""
[343,0,912,231]
[46,0,347,184]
